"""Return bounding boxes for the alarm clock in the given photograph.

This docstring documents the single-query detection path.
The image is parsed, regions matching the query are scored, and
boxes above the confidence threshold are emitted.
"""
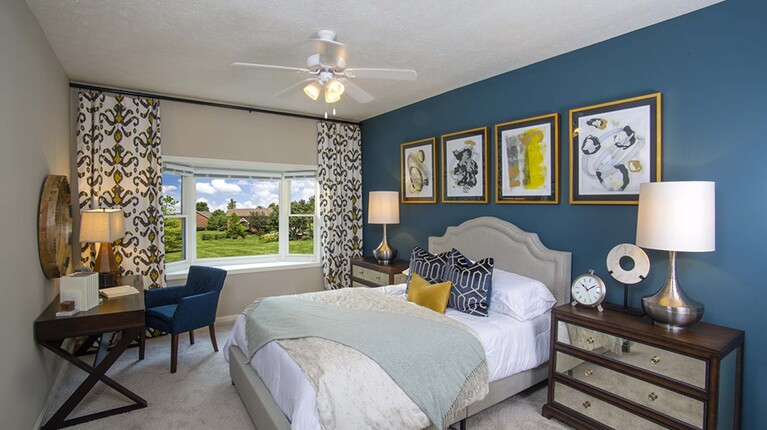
[571,269,607,312]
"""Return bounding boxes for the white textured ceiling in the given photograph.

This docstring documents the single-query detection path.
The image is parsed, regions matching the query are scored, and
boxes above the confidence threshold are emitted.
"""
[26,0,720,121]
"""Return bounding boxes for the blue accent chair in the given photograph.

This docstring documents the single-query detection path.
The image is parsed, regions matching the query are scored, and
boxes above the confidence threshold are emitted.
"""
[141,266,227,373]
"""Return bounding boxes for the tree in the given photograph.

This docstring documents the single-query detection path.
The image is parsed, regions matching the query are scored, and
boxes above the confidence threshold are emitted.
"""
[161,195,182,251]
[207,209,227,231]
[288,196,315,240]
[196,201,210,212]
[226,212,247,239]
[247,211,272,234]
[227,199,237,210]
[161,195,179,216]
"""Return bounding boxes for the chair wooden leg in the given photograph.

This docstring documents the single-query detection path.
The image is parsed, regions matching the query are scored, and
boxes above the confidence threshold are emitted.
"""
[209,324,219,352]
[138,329,145,360]
[189,330,195,345]
[171,334,179,373]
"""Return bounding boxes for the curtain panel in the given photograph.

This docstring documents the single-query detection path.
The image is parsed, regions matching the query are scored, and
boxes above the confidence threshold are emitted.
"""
[317,121,363,289]
[76,91,166,288]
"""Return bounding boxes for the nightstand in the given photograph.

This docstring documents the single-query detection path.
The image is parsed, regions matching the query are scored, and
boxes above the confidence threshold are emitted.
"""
[350,257,409,287]
[543,305,743,430]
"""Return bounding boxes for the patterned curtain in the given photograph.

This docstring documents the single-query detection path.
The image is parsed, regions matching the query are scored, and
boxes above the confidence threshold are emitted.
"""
[317,121,363,289]
[76,91,166,289]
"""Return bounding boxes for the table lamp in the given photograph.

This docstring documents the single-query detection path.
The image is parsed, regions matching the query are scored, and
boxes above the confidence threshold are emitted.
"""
[636,181,715,330]
[80,208,125,288]
[368,191,400,264]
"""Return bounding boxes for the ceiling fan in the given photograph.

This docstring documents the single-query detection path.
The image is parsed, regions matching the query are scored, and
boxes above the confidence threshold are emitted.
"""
[232,30,417,104]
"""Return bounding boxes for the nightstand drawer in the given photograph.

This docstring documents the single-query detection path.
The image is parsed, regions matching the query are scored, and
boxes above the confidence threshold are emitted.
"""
[553,382,665,430]
[560,321,707,388]
[354,266,387,285]
[555,351,704,428]
[392,273,407,285]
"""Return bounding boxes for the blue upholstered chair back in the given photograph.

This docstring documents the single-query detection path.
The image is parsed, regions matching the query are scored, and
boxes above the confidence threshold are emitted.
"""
[187,265,227,295]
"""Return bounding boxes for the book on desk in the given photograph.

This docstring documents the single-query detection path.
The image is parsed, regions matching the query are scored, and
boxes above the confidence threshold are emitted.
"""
[100,285,141,299]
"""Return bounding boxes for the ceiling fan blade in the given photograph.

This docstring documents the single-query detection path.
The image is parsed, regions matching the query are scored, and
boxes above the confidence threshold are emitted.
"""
[343,68,417,81]
[232,62,311,73]
[338,79,374,104]
[272,78,318,98]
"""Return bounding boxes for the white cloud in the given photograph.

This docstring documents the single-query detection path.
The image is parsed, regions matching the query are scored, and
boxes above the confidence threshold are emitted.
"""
[211,179,242,193]
[162,185,178,193]
[196,182,216,195]
[196,197,209,203]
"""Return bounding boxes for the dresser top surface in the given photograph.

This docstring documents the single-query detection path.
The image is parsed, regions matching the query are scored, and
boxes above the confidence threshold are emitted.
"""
[352,257,409,273]
[554,304,744,356]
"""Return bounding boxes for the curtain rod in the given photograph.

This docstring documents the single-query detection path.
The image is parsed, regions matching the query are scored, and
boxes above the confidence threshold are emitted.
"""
[69,82,359,125]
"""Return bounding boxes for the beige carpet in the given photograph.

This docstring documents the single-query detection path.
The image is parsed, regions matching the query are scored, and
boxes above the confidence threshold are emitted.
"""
[44,322,570,429]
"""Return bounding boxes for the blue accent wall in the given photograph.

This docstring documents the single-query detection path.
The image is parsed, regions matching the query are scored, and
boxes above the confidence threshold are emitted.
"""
[361,0,766,427]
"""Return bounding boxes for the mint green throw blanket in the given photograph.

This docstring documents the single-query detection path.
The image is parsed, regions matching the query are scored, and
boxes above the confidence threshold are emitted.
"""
[244,293,487,430]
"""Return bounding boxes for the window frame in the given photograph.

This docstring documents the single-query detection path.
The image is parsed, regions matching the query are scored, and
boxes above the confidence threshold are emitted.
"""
[162,156,320,273]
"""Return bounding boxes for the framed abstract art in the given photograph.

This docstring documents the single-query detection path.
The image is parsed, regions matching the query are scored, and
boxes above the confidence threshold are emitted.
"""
[401,137,437,203]
[569,93,662,204]
[494,113,559,204]
[441,127,489,203]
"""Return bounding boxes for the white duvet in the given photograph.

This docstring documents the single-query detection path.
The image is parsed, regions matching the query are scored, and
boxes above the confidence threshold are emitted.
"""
[224,284,551,430]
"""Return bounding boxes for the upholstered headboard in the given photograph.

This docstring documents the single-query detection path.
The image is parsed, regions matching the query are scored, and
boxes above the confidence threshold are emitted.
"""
[428,216,572,305]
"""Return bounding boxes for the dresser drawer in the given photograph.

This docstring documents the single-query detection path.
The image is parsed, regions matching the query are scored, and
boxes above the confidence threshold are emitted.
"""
[553,382,665,430]
[555,351,704,428]
[560,321,707,388]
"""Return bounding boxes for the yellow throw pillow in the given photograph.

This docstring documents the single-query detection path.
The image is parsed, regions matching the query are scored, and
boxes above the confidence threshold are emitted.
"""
[407,272,451,314]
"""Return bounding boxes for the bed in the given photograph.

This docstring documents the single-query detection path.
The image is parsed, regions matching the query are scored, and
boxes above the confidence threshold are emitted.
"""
[226,216,571,429]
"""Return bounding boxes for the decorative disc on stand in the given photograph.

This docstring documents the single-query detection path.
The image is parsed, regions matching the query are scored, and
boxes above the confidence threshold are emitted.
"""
[606,243,650,314]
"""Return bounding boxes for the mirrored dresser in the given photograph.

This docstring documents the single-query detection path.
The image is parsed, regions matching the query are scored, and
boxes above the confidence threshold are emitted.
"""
[543,305,744,430]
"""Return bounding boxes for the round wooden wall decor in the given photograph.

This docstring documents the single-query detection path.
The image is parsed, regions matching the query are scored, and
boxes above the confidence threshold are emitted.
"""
[38,175,73,278]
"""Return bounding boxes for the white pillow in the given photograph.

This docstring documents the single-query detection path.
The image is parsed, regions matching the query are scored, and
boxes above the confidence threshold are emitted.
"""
[490,268,556,321]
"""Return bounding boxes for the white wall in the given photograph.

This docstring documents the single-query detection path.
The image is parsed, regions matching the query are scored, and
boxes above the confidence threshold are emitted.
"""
[159,99,325,313]
[0,0,71,428]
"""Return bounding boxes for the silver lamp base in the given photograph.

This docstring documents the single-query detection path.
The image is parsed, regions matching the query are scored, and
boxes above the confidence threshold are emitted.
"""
[642,251,704,331]
[373,224,397,264]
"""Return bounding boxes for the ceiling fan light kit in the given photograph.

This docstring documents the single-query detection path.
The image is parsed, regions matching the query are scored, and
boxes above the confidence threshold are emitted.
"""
[234,30,416,105]
[303,81,322,100]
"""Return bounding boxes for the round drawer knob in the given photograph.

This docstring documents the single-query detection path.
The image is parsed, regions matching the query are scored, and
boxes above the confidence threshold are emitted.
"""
[582,401,592,409]
[650,355,661,364]
[586,337,595,344]
[584,369,593,377]
[648,392,659,401]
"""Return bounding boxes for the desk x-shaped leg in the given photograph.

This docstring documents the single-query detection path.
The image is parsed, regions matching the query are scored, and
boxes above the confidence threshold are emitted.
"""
[40,327,147,429]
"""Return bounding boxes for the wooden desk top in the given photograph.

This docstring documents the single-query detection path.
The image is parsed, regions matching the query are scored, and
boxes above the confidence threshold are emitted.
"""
[35,293,145,342]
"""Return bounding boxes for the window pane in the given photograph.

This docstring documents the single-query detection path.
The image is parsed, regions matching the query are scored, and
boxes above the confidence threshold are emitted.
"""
[289,216,314,255]
[161,173,182,215]
[195,177,280,257]
[290,178,316,214]
[164,217,185,263]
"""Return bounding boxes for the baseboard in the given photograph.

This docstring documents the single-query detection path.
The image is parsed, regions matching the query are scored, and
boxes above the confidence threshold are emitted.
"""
[215,314,239,324]
[33,338,75,430]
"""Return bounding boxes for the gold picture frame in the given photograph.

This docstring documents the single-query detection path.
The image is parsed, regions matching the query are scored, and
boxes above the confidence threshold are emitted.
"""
[569,93,662,205]
[494,113,559,204]
[401,137,437,203]
[441,127,489,203]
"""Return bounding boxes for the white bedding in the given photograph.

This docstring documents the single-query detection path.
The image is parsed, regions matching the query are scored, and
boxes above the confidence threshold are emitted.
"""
[224,284,551,430]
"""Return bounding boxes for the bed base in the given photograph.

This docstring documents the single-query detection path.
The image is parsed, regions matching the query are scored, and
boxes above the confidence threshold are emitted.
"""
[230,344,548,430]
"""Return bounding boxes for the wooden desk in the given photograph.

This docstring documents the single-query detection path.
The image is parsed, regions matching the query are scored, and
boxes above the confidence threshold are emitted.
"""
[35,293,147,429]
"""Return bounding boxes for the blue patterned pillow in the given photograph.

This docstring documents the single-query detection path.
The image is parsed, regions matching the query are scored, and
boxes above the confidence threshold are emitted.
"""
[407,246,457,287]
[446,252,494,317]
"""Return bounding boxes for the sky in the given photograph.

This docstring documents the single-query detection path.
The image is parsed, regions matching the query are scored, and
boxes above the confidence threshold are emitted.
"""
[162,174,315,213]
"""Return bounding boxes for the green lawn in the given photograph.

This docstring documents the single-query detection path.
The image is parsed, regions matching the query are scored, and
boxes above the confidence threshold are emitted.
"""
[166,231,313,263]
